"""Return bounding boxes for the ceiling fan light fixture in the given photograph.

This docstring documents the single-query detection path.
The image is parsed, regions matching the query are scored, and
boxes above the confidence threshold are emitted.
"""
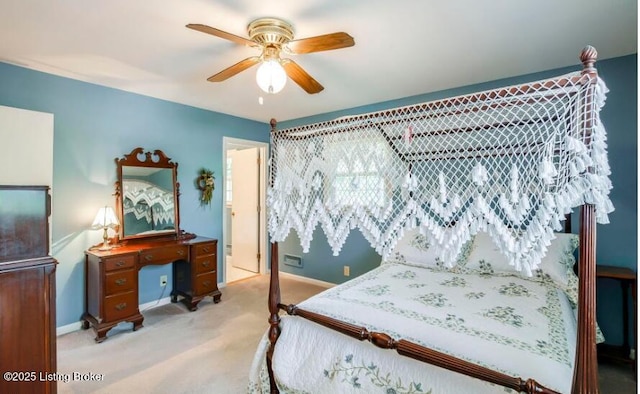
[256,59,287,94]
[188,17,353,94]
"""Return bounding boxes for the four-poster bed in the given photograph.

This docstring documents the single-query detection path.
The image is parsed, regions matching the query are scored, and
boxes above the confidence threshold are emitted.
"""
[249,46,613,393]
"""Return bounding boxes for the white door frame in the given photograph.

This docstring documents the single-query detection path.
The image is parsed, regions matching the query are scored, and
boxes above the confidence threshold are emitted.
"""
[222,137,269,284]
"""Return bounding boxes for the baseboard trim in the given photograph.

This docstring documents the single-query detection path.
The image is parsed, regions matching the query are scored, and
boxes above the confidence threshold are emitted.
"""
[279,271,335,288]
[56,283,225,336]
[138,296,173,313]
[57,322,83,336]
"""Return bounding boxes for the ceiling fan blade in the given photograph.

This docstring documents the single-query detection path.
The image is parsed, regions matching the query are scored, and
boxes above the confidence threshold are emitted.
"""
[186,23,257,47]
[281,59,324,94]
[207,56,261,82]
[285,32,354,54]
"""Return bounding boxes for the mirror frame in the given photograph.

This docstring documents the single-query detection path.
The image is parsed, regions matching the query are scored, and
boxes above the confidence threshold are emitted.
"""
[115,147,181,241]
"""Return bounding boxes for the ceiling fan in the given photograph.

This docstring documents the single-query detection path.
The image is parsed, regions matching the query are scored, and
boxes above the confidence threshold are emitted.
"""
[186,17,355,94]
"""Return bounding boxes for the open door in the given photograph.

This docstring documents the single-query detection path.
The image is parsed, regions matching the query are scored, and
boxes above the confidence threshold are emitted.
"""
[229,147,260,273]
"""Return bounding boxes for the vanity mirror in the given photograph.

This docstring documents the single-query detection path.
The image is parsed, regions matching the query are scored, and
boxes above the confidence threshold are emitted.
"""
[115,147,184,241]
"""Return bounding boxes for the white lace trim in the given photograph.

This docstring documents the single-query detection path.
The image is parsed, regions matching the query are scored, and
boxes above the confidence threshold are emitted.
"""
[123,180,175,226]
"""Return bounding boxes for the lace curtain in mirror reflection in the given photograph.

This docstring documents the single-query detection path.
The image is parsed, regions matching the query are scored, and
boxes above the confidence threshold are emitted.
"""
[122,167,175,237]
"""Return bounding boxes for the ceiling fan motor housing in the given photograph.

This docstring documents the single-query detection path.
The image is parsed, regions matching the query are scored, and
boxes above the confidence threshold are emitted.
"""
[247,18,294,47]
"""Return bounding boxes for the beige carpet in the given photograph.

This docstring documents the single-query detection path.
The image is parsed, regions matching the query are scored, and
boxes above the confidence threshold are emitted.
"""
[57,274,326,394]
[58,274,636,393]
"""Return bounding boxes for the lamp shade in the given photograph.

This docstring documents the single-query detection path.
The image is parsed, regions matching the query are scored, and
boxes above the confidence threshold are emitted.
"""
[256,60,287,94]
[91,206,119,229]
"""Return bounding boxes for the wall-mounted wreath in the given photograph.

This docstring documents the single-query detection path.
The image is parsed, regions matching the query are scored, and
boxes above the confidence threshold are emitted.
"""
[196,168,215,205]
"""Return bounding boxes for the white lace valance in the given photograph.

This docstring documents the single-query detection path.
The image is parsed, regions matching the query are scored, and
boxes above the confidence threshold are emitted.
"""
[268,71,613,276]
[123,180,175,226]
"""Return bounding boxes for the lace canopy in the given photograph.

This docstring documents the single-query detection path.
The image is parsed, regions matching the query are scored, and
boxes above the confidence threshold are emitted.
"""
[268,71,613,276]
[123,180,175,227]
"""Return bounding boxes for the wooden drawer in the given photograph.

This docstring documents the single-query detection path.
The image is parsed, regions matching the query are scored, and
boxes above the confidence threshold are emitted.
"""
[140,245,188,265]
[194,255,216,275]
[104,291,137,322]
[105,269,136,296]
[193,241,216,257]
[195,272,217,295]
[104,255,136,272]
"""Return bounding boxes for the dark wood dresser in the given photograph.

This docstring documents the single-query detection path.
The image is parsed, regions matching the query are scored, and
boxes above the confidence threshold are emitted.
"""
[82,236,220,342]
[0,186,57,394]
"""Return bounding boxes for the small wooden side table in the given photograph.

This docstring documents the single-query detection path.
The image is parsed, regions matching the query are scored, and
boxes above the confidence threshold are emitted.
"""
[596,264,637,371]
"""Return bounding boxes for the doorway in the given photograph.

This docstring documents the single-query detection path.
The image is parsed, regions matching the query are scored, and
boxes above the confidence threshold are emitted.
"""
[222,137,268,284]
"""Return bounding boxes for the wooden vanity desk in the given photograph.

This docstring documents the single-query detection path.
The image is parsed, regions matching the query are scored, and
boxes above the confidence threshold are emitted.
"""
[83,235,220,343]
[82,147,221,343]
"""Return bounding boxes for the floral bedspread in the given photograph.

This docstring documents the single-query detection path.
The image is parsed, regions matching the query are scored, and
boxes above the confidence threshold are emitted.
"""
[248,262,576,393]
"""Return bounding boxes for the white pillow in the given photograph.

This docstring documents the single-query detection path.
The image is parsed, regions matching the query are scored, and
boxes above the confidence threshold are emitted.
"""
[465,232,580,307]
[385,228,472,270]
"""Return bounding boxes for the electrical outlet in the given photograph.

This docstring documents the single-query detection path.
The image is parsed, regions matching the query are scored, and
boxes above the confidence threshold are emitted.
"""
[160,275,168,287]
[343,266,350,276]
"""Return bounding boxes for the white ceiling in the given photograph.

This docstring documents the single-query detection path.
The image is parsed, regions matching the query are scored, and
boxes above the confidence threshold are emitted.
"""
[0,1,636,123]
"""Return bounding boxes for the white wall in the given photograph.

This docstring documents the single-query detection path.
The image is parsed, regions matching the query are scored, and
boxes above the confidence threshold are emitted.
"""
[0,105,54,253]
[0,105,54,186]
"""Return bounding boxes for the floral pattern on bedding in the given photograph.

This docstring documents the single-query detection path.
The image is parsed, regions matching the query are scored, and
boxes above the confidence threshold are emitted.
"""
[497,282,536,298]
[439,276,468,288]
[409,233,431,251]
[304,263,573,368]
[324,354,431,394]
[392,270,418,279]
[247,262,576,393]
[465,291,486,300]
[481,306,527,328]
[415,293,449,308]
[390,234,604,345]
[247,328,520,394]
[362,284,391,296]
[392,232,475,270]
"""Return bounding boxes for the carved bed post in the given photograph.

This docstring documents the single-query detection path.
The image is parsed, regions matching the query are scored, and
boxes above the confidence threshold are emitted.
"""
[573,205,598,393]
[571,46,599,394]
[267,242,281,393]
[267,118,281,393]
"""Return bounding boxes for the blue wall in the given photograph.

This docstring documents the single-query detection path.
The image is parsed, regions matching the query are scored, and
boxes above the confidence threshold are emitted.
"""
[278,54,637,346]
[0,62,269,328]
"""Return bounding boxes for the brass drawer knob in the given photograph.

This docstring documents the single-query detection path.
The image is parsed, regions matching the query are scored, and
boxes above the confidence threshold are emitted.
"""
[115,302,127,311]
[177,249,185,256]
[115,278,127,286]
[202,280,211,288]
[202,247,210,253]
[201,261,210,267]
[116,261,125,267]
[144,255,153,261]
